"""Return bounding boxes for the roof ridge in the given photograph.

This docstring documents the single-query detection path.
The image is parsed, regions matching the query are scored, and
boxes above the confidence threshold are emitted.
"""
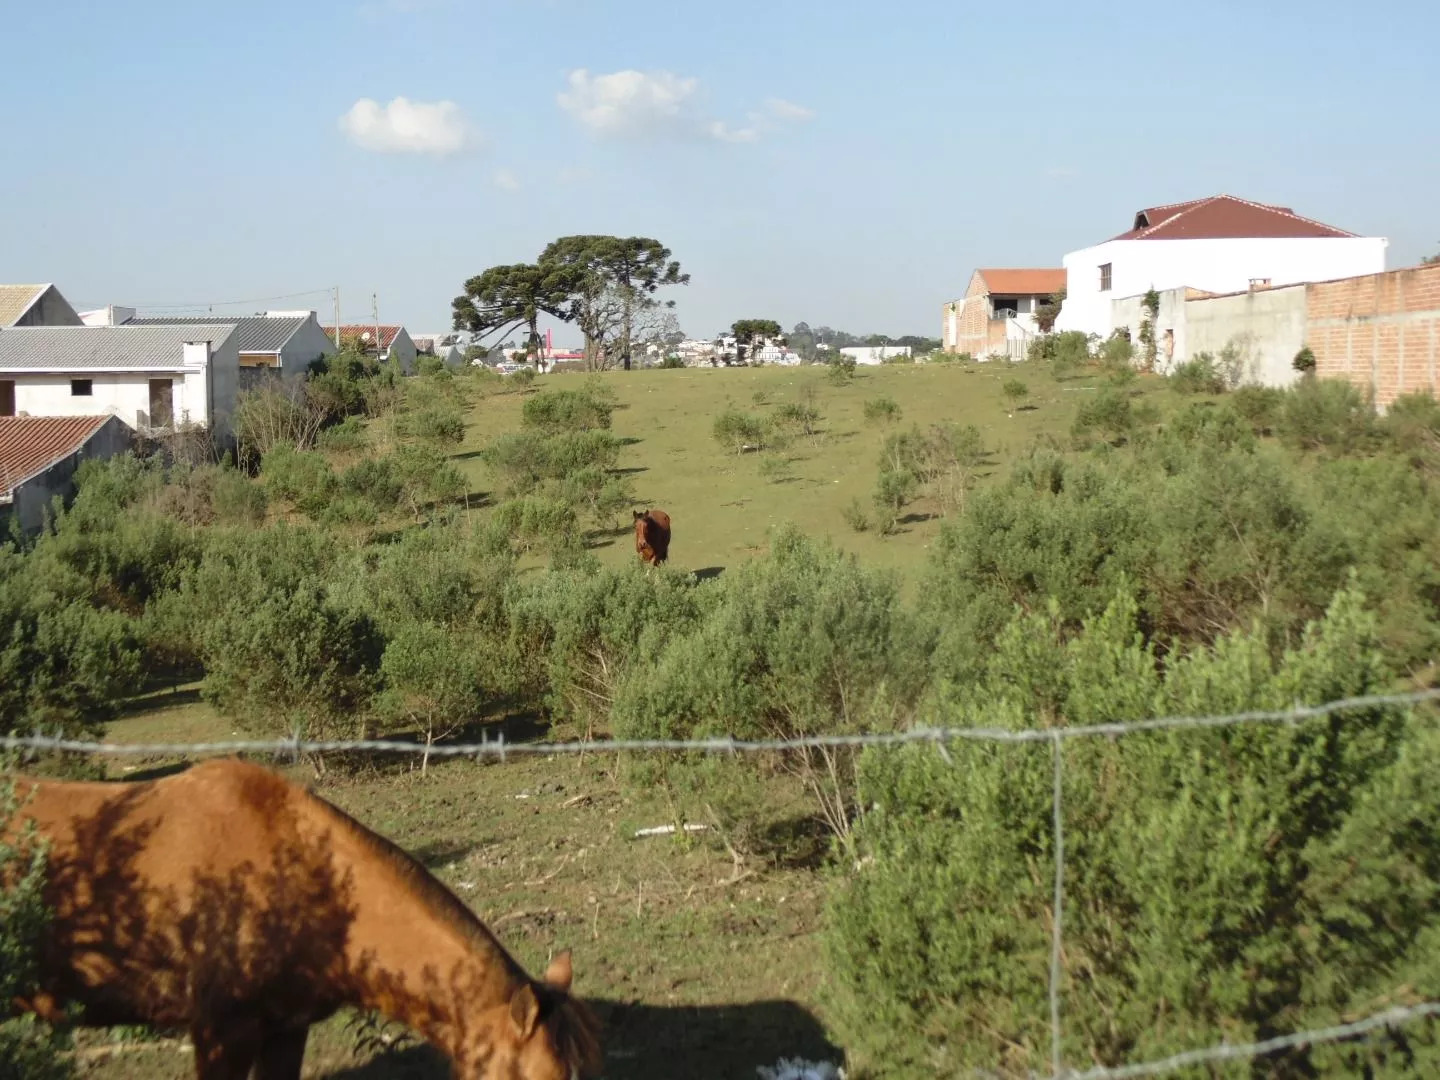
[1210,193,1359,238]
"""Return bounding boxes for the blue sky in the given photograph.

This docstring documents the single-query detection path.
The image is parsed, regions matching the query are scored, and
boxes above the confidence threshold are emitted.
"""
[4,0,1437,342]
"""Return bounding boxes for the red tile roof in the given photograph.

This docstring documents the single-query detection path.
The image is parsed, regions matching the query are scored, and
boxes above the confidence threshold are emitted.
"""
[0,415,111,496]
[1111,195,1359,241]
[331,324,404,350]
[977,269,1067,296]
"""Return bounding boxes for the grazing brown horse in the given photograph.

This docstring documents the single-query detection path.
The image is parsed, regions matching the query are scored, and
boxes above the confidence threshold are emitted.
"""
[632,509,671,567]
[5,759,602,1080]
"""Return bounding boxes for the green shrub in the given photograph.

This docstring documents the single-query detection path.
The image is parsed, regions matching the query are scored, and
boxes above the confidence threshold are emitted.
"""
[862,396,901,425]
[825,585,1440,1079]
[1001,379,1029,410]
[1169,354,1228,395]
[510,366,537,389]
[399,406,465,446]
[1071,386,1135,443]
[612,527,925,844]
[376,622,489,767]
[658,355,685,369]
[488,496,581,555]
[872,467,918,532]
[841,498,870,533]
[415,354,446,377]
[712,409,768,455]
[209,467,268,525]
[1293,345,1317,374]
[521,387,613,433]
[317,415,368,453]
[826,357,858,384]
[1230,384,1286,434]
[0,781,72,1080]
[261,446,337,514]
[772,402,822,443]
[1029,330,1091,376]
[1099,330,1135,371]
[1278,377,1377,454]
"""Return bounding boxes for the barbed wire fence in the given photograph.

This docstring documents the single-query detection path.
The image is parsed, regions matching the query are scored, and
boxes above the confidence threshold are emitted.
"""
[6,685,1440,1080]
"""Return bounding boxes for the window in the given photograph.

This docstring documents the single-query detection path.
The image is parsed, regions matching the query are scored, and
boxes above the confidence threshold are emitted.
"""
[1099,263,1113,292]
[70,379,93,397]
[0,380,14,417]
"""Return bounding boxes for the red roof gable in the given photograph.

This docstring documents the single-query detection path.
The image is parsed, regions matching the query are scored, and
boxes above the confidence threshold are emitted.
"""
[331,324,404,350]
[1111,195,1359,241]
[977,269,1067,296]
[0,415,111,496]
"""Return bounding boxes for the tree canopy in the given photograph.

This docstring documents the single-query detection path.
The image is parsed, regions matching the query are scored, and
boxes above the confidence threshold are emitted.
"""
[730,319,784,363]
[451,263,577,360]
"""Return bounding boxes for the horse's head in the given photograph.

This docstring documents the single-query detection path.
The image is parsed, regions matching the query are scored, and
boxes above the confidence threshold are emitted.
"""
[467,951,602,1080]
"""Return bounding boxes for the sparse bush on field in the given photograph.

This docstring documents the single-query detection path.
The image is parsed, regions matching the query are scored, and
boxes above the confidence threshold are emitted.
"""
[510,366,537,388]
[1028,330,1090,377]
[872,465,919,534]
[773,401,822,444]
[863,396,901,426]
[261,445,337,515]
[521,386,614,433]
[758,453,792,483]
[376,621,488,772]
[414,354,446,377]
[842,498,871,533]
[713,409,768,455]
[487,496,581,556]
[1230,384,1286,434]
[398,405,465,446]
[233,381,327,467]
[826,585,1440,1079]
[1001,379,1028,411]
[826,357,858,384]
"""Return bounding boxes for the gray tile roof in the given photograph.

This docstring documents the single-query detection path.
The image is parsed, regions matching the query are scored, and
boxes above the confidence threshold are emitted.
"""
[0,325,238,370]
[124,315,304,353]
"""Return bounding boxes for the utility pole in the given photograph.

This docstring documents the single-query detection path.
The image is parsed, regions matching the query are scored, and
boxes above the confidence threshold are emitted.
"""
[372,293,381,362]
[333,286,341,348]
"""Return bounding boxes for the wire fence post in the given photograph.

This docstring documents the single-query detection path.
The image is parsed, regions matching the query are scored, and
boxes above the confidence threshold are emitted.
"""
[1050,729,1066,1079]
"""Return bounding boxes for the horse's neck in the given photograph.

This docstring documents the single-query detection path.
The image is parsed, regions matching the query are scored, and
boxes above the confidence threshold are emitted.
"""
[335,836,522,1054]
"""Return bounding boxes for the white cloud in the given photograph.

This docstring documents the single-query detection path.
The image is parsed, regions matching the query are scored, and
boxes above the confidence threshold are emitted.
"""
[557,69,700,139]
[557,69,813,144]
[762,98,815,122]
[339,97,474,156]
[493,169,520,191]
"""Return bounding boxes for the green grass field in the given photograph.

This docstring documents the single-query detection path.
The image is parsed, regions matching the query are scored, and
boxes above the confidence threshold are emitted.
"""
[78,359,1175,1079]
[455,360,1133,583]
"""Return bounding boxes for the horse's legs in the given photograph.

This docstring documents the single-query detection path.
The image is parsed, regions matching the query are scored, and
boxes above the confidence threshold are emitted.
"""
[190,1022,258,1080]
[252,1025,309,1080]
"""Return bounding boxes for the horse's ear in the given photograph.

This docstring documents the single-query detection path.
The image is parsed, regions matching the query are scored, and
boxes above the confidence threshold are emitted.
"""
[544,949,573,992]
[632,509,644,520]
[509,982,541,1039]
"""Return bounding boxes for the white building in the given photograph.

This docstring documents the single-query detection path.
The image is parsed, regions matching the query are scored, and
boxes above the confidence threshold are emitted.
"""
[2,284,83,328]
[840,345,912,366]
[0,324,241,438]
[1055,195,1388,339]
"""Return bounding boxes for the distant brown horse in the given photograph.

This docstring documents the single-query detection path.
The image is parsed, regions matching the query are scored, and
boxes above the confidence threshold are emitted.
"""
[632,509,671,567]
[5,759,602,1080]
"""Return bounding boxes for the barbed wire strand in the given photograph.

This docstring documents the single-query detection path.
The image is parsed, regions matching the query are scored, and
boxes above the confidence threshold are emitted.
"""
[1060,1000,1440,1080]
[7,685,1440,1080]
[4,687,1438,761]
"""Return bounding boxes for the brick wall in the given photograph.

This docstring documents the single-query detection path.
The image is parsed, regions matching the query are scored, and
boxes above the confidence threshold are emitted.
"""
[1305,264,1440,408]
[942,271,992,356]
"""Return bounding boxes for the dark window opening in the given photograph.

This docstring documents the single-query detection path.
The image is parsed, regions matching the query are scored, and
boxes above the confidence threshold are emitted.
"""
[70,379,93,397]
[0,381,14,416]
[149,379,174,427]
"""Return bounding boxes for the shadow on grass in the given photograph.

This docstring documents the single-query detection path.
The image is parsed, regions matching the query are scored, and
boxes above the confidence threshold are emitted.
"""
[319,998,840,1080]
[691,566,726,582]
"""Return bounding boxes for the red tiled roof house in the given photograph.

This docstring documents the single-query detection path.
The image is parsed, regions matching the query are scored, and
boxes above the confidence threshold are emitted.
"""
[943,268,1067,360]
[1055,195,1388,338]
[0,414,132,534]
[328,324,419,375]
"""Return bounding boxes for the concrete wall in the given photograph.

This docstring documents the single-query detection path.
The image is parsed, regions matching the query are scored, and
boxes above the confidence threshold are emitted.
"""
[1184,285,1308,388]
[78,305,136,327]
[386,329,418,375]
[1110,287,1192,373]
[279,315,338,378]
[1306,264,1440,409]
[6,416,132,534]
[840,345,913,365]
[1058,235,1387,339]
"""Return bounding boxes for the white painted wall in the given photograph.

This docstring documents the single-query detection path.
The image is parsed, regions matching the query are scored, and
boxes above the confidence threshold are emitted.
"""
[9,333,241,437]
[78,305,136,327]
[1057,236,1387,338]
